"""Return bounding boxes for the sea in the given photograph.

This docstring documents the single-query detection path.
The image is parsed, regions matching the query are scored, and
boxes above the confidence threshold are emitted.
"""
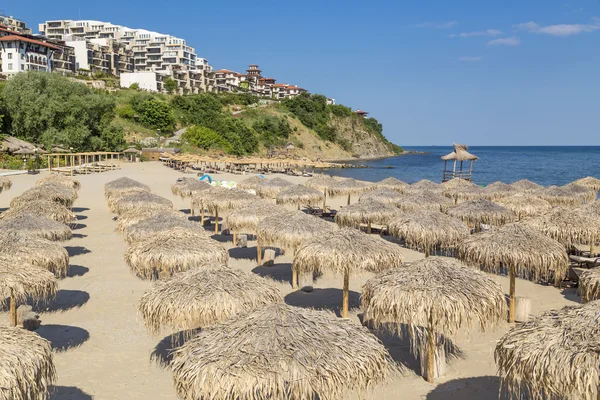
[317,146,600,187]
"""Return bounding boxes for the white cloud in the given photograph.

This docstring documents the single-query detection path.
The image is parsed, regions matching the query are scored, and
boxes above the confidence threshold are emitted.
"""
[458,56,482,62]
[488,36,521,46]
[450,29,503,38]
[416,21,458,29]
[514,20,600,36]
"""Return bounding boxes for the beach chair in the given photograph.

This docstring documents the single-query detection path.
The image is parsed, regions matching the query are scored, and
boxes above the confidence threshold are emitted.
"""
[569,255,600,269]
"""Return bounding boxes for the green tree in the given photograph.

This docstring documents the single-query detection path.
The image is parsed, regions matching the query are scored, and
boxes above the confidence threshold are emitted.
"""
[164,77,177,94]
[129,83,140,90]
[137,99,175,133]
[183,126,232,152]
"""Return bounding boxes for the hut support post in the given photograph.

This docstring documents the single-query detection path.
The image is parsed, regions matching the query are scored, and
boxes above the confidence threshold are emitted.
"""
[214,209,219,233]
[509,264,516,323]
[257,241,262,265]
[347,194,351,206]
[342,270,350,318]
[201,207,205,225]
[233,230,237,246]
[9,292,17,327]
[367,222,372,234]
[322,191,327,212]
[426,313,435,383]
[190,200,195,216]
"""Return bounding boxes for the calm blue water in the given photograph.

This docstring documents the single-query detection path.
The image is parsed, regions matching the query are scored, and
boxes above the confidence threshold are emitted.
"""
[318,146,600,186]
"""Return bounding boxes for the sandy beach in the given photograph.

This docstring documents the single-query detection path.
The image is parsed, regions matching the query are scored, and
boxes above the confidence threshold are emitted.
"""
[0,161,578,400]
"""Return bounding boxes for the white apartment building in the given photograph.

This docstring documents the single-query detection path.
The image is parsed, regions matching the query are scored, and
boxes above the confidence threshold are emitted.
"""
[0,14,32,34]
[0,34,58,76]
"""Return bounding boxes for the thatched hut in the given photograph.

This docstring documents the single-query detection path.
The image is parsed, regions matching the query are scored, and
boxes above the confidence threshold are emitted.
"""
[11,183,78,209]
[520,207,600,248]
[510,179,543,193]
[457,223,568,322]
[447,198,516,227]
[111,192,173,215]
[225,203,287,234]
[294,228,404,317]
[362,257,505,383]
[0,326,56,399]
[397,191,454,213]
[327,178,370,205]
[480,181,518,200]
[538,184,595,207]
[496,193,552,220]
[376,177,408,192]
[0,255,57,326]
[171,303,395,400]
[441,144,478,182]
[573,176,600,192]
[441,178,478,190]
[359,188,402,205]
[138,266,282,336]
[305,175,339,211]
[495,301,600,399]
[124,214,207,244]
[579,268,600,303]
[255,177,293,199]
[124,227,228,280]
[335,201,400,233]
[203,188,256,233]
[116,209,187,233]
[36,175,80,191]
[237,175,265,190]
[0,231,70,278]
[276,184,324,209]
[0,199,76,225]
[0,176,12,193]
[0,214,72,241]
[104,177,150,201]
[388,210,470,257]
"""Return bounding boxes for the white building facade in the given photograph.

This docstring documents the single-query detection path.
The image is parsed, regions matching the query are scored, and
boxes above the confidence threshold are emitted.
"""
[0,35,58,76]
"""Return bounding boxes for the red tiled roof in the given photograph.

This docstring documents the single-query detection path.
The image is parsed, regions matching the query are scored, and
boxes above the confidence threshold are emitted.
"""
[285,86,304,91]
[0,35,60,50]
[354,109,369,114]
[272,83,289,87]
[0,25,20,35]
[214,69,238,74]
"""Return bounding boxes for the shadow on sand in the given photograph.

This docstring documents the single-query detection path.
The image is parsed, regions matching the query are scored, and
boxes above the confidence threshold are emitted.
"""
[426,376,510,400]
[36,324,90,352]
[75,215,88,221]
[252,262,293,284]
[34,290,90,313]
[66,265,89,278]
[72,207,90,213]
[284,288,361,317]
[151,329,201,368]
[66,246,92,257]
[230,246,282,261]
[50,386,93,400]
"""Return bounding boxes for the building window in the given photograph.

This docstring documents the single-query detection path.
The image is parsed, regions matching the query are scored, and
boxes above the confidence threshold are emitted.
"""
[21,54,24,60]
[7,53,12,59]
[21,65,25,71]
[7,43,12,48]
[7,63,13,70]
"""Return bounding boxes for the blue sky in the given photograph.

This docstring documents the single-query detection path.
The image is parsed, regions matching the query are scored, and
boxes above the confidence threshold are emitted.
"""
[6,0,600,145]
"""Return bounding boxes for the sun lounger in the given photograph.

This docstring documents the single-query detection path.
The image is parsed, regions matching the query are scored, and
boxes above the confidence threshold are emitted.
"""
[569,255,600,268]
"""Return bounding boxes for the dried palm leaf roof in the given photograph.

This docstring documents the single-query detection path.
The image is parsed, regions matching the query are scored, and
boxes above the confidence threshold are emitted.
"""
[496,193,552,219]
[376,177,408,191]
[255,177,294,198]
[0,326,56,400]
[0,199,76,225]
[11,183,78,208]
[441,144,478,161]
[225,202,287,232]
[578,200,600,217]
[359,188,403,205]
[579,268,600,304]
[111,192,173,215]
[480,181,518,200]
[204,187,256,213]
[116,208,187,233]
[447,198,516,225]
[124,227,228,280]
[406,179,442,193]
[139,266,282,335]
[388,210,470,253]
[171,178,210,198]
[327,178,370,196]
[335,201,400,227]
[104,177,150,200]
[538,184,595,207]
[171,303,395,400]
[276,184,324,206]
[124,214,207,244]
[457,223,568,281]
[495,301,600,400]
[443,184,483,203]
[510,179,543,193]
[236,175,265,190]
[36,175,80,190]
[573,176,600,192]
[397,190,454,212]
[304,175,339,191]
[294,228,403,276]
[0,213,72,241]
[520,207,600,246]
[362,257,506,343]
[0,255,57,306]
[257,211,337,249]
[0,231,70,278]
[0,176,12,193]
[441,177,478,190]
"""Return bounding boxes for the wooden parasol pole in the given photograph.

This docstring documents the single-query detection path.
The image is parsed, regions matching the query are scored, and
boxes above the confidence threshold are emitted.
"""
[342,270,350,318]
[233,230,237,246]
[190,199,195,216]
[322,190,327,212]
[9,291,17,327]
[257,240,262,265]
[347,193,351,206]
[214,209,219,233]
[367,222,372,234]
[426,311,436,383]
[509,264,516,323]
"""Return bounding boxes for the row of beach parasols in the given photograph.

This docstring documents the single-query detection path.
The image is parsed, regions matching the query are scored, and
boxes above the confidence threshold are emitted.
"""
[0,174,81,400]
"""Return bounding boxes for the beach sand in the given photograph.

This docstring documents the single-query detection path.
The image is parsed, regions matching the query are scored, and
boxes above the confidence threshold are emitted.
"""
[0,162,578,400]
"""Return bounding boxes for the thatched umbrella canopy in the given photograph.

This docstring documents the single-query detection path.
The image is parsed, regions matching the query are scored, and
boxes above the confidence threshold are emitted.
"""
[138,266,282,336]
[520,207,600,248]
[276,184,324,209]
[225,202,287,233]
[0,199,76,225]
[496,193,552,219]
[441,178,478,190]
[327,178,370,205]
[495,301,600,400]
[0,255,57,326]
[538,184,595,207]
[104,177,150,201]
[36,175,80,191]
[443,184,483,204]
[376,177,408,192]
[237,175,265,190]
[447,198,516,227]
[171,178,210,198]
[335,201,400,233]
[362,257,506,383]
[203,188,257,233]
[406,179,442,193]
[116,209,187,233]
[171,303,395,400]
[359,188,402,205]
[0,176,12,193]
[480,181,518,200]
[388,210,470,257]
[305,175,339,211]
[0,214,72,241]
[111,192,173,215]
[564,183,598,203]
[0,231,69,278]
[11,183,78,208]
[124,213,206,244]
[124,227,228,280]
[510,179,543,193]
[0,326,56,398]
[573,176,600,192]
[294,228,404,317]
[579,268,600,303]
[397,190,454,213]
[255,177,293,199]
[578,200,600,218]
[457,223,568,322]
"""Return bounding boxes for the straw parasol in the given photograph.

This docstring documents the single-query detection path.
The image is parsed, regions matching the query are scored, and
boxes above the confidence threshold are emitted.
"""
[510,179,543,193]
[335,201,400,233]
[305,175,339,211]
[397,191,454,213]
[362,257,506,383]
[0,199,76,225]
[480,181,518,200]
[0,231,70,278]
[0,326,56,399]
[496,193,552,220]
[36,175,80,190]
[104,177,150,201]
[441,177,478,190]
[457,223,568,322]
[406,179,442,193]
[538,184,595,207]
[520,207,600,248]
[376,177,408,192]
[0,176,12,193]
[573,176,600,192]
[11,183,78,208]
[237,175,265,190]
[111,192,173,215]
[359,188,402,205]
[171,303,395,400]
[447,198,516,227]
[388,210,470,257]
[495,301,600,400]
[294,228,404,317]
[443,184,483,204]
[124,213,207,244]
[171,178,211,216]
[116,208,187,233]
[203,187,256,234]
[138,266,282,336]
[578,200,600,217]
[0,213,72,241]
[275,184,324,209]
[255,177,293,199]
[328,178,370,205]
[225,202,287,233]
[0,255,57,326]
[579,268,600,303]
[124,227,228,280]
